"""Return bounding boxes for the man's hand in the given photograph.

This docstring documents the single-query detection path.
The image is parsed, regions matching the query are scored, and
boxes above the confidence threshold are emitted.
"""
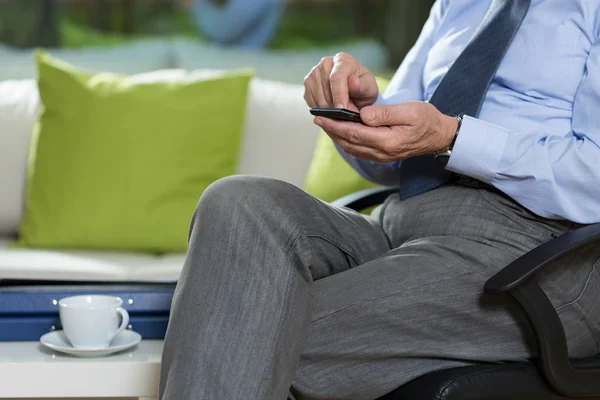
[315,102,459,162]
[304,52,379,111]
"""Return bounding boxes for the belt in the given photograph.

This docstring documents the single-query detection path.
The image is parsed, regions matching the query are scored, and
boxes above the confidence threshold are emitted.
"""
[449,173,498,192]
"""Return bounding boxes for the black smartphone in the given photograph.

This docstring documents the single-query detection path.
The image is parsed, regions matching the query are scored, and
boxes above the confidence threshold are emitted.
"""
[310,107,363,123]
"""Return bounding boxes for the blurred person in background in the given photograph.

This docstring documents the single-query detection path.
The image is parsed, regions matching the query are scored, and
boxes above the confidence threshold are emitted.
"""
[185,0,287,48]
[160,1,600,399]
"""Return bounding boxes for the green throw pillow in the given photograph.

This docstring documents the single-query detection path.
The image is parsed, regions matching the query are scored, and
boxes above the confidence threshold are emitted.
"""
[18,50,253,253]
[303,77,390,203]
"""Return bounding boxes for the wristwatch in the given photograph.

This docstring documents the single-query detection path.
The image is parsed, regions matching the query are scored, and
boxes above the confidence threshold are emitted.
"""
[433,114,463,165]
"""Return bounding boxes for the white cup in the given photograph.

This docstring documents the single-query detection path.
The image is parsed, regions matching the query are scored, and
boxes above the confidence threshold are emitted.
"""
[58,295,129,349]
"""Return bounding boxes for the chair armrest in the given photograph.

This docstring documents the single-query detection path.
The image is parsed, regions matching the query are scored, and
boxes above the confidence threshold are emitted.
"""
[330,187,398,211]
[485,223,600,294]
[483,223,600,397]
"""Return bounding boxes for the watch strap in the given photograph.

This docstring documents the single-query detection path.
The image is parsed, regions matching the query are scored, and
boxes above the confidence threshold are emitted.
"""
[433,114,463,164]
[448,114,463,151]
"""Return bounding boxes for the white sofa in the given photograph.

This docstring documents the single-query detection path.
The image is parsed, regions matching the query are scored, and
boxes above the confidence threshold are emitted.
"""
[0,37,389,284]
[0,71,323,283]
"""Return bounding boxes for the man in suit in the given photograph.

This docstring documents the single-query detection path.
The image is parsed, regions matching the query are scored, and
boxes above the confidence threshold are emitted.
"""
[159,1,600,399]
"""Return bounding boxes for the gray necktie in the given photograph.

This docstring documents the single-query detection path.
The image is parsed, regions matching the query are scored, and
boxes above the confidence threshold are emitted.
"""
[398,0,532,199]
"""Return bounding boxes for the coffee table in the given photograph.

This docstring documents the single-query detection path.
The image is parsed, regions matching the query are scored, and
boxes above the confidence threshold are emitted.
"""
[0,340,162,399]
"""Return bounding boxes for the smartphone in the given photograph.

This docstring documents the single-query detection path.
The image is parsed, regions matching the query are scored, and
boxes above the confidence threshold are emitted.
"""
[310,108,363,123]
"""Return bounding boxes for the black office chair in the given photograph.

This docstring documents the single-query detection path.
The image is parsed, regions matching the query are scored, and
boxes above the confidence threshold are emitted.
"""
[331,187,600,400]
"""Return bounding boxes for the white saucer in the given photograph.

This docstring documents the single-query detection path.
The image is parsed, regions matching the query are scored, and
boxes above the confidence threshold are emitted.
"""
[40,330,142,357]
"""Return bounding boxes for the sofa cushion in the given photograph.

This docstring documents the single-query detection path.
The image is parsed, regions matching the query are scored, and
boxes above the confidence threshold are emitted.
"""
[239,77,321,187]
[0,238,183,282]
[18,51,253,252]
[0,80,39,236]
[303,133,379,203]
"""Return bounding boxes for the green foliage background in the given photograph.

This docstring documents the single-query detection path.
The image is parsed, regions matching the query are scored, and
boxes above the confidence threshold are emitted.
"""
[0,0,434,73]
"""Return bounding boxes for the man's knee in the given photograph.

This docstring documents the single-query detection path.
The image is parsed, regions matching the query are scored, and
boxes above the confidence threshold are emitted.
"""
[187,175,305,246]
[203,175,297,206]
[192,175,299,224]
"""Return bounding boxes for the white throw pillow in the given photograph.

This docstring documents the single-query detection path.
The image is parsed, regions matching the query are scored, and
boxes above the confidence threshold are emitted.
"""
[0,79,39,236]
[172,39,389,84]
[239,78,320,186]
[0,39,173,81]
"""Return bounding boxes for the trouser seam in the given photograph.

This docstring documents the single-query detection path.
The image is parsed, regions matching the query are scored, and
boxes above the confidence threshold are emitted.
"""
[377,191,394,227]
[255,226,304,400]
[377,192,394,248]
[305,229,361,266]
[582,318,600,354]
[556,264,595,311]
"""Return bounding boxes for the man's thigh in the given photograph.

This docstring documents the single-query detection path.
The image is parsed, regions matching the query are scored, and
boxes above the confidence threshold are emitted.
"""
[291,235,535,400]
[290,189,600,400]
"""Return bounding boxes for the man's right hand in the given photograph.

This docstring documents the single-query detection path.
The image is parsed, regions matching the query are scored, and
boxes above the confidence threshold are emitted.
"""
[303,53,379,112]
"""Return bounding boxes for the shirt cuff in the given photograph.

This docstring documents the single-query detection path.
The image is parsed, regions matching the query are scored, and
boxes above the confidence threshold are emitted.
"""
[446,116,509,184]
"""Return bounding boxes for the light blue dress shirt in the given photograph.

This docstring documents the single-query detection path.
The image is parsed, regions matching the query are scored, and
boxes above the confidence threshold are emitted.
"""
[338,0,600,224]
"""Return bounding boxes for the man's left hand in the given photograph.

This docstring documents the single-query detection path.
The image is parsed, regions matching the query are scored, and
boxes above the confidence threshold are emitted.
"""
[314,102,459,162]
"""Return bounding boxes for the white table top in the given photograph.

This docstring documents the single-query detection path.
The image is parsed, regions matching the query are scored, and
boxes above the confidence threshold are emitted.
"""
[0,340,163,398]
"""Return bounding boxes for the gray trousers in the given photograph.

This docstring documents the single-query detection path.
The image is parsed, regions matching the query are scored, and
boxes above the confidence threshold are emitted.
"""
[159,176,600,400]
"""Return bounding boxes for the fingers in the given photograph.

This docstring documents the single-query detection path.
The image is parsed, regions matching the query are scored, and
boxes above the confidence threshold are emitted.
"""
[303,81,319,108]
[304,52,378,110]
[320,69,334,107]
[314,117,398,161]
[315,117,377,147]
[348,74,380,109]
[329,54,353,109]
[328,135,378,160]
[304,57,335,108]
[360,103,421,127]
